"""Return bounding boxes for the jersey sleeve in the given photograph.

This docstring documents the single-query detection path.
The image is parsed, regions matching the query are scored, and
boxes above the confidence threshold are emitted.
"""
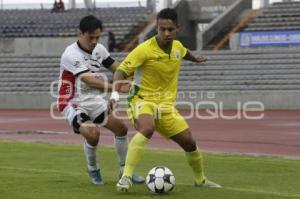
[117,45,146,77]
[178,41,188,59]
[97,44,115,68]
[60,51,89,76]
[102,56,115,68]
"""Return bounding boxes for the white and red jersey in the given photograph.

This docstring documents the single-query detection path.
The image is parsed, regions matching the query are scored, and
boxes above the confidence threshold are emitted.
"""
[57,41,114,112]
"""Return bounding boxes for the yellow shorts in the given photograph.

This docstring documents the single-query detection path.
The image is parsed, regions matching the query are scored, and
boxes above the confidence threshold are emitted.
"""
[127,97,189,138]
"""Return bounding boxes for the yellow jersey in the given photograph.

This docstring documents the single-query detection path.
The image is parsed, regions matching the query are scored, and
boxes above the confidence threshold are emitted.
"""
[118,36,187,105]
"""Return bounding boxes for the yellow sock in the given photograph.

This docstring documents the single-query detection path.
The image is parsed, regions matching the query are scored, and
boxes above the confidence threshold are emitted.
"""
[123,132,149,177]
[185,147,205,184]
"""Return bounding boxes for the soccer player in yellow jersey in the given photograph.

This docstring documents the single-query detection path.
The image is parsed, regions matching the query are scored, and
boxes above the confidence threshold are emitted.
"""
[110,8,221,191]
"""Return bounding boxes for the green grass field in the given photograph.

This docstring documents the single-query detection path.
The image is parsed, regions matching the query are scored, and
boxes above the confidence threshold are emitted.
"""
[0,141,299,199]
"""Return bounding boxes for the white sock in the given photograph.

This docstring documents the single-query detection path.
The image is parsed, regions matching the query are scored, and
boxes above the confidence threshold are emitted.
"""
[114,135,128,170]
[83,141,99,171]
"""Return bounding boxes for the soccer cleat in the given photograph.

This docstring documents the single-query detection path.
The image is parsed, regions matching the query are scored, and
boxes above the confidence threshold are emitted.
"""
[132,174,145,184]
[195,179,222,188]
[87,169,104,185]
[119,170,145,184]
[116,176,133,192]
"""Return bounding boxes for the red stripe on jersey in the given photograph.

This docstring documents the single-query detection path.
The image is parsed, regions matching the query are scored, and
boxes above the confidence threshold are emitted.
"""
[58,70,75,112]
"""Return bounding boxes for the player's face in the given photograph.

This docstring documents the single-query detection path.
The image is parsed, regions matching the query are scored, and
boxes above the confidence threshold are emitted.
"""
[79,28,101,52]
[156,19,178,46]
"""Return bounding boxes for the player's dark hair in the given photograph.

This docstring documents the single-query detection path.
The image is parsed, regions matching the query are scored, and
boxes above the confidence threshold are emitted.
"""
[157,8,178,25]
[79,15,103,33]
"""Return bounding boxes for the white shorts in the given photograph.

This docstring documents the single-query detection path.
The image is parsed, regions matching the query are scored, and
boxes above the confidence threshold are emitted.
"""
[62,97,108,133]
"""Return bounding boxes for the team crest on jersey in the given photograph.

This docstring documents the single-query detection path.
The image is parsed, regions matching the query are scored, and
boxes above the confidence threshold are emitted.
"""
[74,60,81,67]
[124,61,132,66]
[156,55,162,61]
[137,103,143,110]
[174,51,180,60]
[95,52,101,60]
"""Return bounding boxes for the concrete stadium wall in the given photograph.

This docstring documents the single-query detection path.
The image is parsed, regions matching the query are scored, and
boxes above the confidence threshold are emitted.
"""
[177,91,300,110]
[198,0,252,50]
[0,93,54,110]
[0,36,108,54]
[187,0,236,21]
[0,37,77,54]
[0,91,299,110]
[175,0,197,50]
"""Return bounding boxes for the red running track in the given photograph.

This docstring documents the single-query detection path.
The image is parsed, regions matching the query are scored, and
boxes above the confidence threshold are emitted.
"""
[0,110,299,158]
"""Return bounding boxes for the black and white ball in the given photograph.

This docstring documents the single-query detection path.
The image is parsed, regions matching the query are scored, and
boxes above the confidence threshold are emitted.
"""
[146,166,175,194]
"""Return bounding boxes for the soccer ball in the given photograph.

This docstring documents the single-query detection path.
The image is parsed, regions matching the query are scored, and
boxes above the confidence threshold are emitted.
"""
[146,166,175,194]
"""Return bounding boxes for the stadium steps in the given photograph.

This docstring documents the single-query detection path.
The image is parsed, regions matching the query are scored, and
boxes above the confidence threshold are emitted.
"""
[178,84,300,91]
[181,64,300,71]
[179,69,300,76]
[243,1,300,32]
[244,26,300,31]
[0,7,152,50]
[179,74,300,81]
[1,47,300,92]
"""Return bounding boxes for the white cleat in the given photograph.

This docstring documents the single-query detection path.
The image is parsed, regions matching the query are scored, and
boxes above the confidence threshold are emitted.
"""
[116,176,133,192]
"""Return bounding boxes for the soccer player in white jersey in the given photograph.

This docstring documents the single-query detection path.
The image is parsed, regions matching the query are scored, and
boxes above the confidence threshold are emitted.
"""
[57,15,144,185]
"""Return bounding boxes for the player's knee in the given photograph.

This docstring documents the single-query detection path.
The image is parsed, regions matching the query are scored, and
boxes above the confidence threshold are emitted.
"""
[85,127,100,145]
[183,140,197,152]
[138,125,155,138]
[118,124,128,136]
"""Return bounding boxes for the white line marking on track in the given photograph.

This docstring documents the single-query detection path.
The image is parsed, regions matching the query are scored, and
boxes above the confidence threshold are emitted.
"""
[0,118,48,123]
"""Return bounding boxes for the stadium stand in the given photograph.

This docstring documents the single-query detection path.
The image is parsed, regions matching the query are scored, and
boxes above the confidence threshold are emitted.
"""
[0,7,152,50]
[1,1,300,110]
[1,47,299,93]
[244,1,300,32]
[180,48,300,91]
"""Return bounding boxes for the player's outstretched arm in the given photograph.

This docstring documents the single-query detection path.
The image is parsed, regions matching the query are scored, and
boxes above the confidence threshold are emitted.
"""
[107,61,120,73]
[107,61,132,93]
[113,70,129,93]
[183,50,207,63]
[108,70,128,112]
[79,71,113,91]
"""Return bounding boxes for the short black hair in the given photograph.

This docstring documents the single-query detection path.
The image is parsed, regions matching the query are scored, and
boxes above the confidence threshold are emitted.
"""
[79,15,103,33]
[157,8,178,25]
